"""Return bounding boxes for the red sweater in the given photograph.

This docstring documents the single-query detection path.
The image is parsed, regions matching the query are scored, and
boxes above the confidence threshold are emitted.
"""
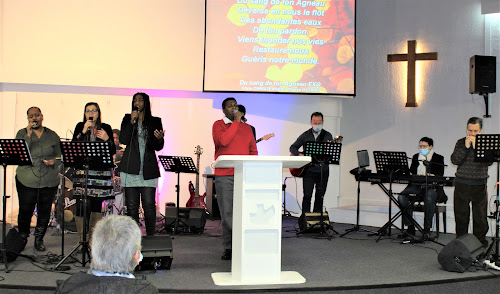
[212,119,258,176]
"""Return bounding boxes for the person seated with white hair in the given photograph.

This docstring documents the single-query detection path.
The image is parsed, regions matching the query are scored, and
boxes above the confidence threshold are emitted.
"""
[55,215,158,294]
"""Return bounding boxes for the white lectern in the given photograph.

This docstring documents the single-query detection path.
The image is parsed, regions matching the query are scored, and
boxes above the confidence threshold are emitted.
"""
[211,155,311,286]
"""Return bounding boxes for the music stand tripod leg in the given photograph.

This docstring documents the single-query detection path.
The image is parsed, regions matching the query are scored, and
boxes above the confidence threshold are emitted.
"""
[1,164,11,272]
[282,178,292,217]
[340,175,377,237]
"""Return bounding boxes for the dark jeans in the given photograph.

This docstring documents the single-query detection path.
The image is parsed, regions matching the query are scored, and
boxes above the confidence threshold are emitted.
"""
[302,169,329,214]
[16,178,57,240]
[215,176,234,250]
[125,187,156,235]
[454,182,489,246]
[397,184,437,231]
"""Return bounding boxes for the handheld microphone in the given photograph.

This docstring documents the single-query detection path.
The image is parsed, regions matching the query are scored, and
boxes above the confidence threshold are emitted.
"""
[132,106,139,124]
[88,117,94,131]
[233,109,247,122]
[31,122,36,129]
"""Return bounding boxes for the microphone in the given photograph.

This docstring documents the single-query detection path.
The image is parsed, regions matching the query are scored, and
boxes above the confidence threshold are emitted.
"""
[31,122,36,129]
[132,106,139,124]
[233,109,247,122]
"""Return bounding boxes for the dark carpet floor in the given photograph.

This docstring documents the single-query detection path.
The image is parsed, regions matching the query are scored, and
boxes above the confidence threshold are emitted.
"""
[0,216,498,293]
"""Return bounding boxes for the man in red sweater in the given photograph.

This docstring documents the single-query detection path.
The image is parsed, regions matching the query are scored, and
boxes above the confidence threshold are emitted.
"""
[212,97,258,260]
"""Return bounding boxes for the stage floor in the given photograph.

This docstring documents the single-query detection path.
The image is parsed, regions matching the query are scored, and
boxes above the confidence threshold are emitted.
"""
[0,217,498,292]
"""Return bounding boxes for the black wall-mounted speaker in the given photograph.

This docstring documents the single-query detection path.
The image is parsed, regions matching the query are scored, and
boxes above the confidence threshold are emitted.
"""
[470,55,496,94]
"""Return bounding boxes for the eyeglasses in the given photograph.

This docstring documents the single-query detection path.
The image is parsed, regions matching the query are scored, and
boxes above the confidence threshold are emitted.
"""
[86,109,98,113]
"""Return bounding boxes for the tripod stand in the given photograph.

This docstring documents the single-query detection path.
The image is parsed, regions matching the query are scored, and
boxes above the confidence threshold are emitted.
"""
[342,150,377,237]
[297,141,341,239]
[474,134,500,266]
[54,141,113,269]
[158,155,197,235]
[370,151,411,240]
[0,139,33,273]
[282,177,292,217]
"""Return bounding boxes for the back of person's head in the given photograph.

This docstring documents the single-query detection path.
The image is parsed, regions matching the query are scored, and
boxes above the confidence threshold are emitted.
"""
[90,215,142,274]
[238,104,246,115]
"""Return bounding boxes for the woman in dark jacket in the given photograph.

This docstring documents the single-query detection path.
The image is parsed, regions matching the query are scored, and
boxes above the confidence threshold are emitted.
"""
[72,102,115,245]
[119,93,164,235]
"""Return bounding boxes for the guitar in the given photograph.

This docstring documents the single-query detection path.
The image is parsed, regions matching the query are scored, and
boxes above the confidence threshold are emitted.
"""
[256,133,275,143]
[186,145,207,209]
[289,135,343,177]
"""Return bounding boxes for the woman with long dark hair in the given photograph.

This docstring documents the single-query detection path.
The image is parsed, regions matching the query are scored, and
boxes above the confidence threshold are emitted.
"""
[72,102,115,244]
[119,93,164,235]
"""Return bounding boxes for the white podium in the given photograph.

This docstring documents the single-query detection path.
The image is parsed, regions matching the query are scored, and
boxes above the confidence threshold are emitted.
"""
[211,155,310,286]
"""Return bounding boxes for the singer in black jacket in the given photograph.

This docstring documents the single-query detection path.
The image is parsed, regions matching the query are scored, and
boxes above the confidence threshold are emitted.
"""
[119,93,164,235]
[72,102,115,245]
[398,137,446,238]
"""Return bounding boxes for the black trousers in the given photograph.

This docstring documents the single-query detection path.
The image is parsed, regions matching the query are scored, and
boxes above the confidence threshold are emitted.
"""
[16,178,57,240]
[453,182,489,246]
[125,187,156,236]
[302,169,329,214]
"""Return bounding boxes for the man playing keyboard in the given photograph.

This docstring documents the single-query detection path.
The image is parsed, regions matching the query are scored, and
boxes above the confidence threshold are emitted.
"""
[398,137,446,239]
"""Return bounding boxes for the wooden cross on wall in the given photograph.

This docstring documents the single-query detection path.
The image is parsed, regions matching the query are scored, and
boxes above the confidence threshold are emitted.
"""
[387,40,438,107]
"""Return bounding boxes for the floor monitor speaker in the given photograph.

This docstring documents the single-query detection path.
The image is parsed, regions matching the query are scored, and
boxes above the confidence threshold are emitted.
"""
[164,206,206,233]
[438,234,484,272]
[136,235,173,271]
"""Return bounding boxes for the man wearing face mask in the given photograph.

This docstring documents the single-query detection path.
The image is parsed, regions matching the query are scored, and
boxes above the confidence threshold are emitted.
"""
[290,112,333,215]
[451,117,492,247]
[398,137,446,238]
[212,97,258,260]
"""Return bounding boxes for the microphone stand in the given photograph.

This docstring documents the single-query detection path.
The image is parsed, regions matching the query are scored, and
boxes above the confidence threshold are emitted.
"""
[282,177,292,217]
[403,156,446,245]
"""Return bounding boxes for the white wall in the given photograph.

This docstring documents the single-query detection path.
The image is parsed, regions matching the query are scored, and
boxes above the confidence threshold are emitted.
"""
[0,0,344,222]
[341,0,499,234]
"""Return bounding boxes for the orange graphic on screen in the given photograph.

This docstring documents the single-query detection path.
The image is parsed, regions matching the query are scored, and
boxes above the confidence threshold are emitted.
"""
[205,0,355,95]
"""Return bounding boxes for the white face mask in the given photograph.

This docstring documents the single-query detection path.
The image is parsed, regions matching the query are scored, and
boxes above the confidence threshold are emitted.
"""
[312,125,323,133]
[420,148,430,156]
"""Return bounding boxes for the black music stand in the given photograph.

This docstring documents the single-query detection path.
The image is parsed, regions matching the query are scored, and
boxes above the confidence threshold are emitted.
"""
[475,134,500,266]
[282,177,292,217]
[54,141,113,269]
[297,141,341,239]
[158,156,198,235]
[0,139,32,273]
[372,151,413,241]
[341,150,377,237]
